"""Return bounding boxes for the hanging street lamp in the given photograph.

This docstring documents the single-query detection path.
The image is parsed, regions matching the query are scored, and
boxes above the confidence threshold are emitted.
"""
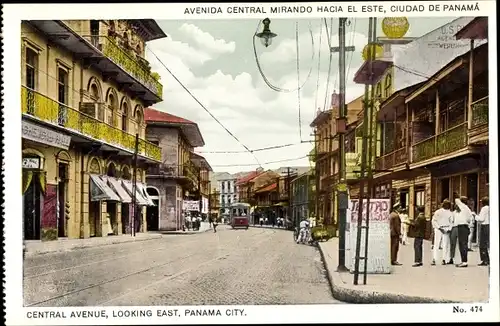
[256,18,277,48]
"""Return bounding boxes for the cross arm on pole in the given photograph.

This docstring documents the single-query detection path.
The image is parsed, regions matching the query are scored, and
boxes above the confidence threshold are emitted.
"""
[331,46,356,53]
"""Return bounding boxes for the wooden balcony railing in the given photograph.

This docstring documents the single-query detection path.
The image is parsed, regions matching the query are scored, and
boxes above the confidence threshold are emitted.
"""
[22,86,161,161]
[412,122,468,163]
[471,96,488,127]
[375,147,407,171]
[89,36,163,99]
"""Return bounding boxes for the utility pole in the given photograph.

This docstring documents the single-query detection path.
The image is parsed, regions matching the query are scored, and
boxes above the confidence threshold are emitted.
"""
[353,17,376,286]
[331,17,355,272]
[286,167,292,221]
[131,133,139,237]
[198,167,202,218]
[313,129,320,226]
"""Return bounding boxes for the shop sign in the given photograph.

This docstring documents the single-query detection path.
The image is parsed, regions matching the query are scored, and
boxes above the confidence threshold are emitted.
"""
[22,157,41,169]
[22,121,71,150]
[183,200,200,211]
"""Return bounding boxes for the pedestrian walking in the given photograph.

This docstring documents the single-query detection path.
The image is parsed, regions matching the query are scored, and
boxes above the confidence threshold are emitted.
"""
[467,199,476,251]
[390,204,402,266]
[259,216,264,227]
[412,206,427,267]
[448,205,460,265]
[399,208,410,245]
[431,199,453,266]
[476,196,489,266]
[453,193,474,268]
[265,217,268,225]
[213,219,218,233]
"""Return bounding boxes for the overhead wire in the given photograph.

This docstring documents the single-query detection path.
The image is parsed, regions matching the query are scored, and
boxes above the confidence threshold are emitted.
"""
[146,45,262,168]
[313,18,323,112]
[253,20,315,93]
[295,22,303,141]
[346,18,357,81]
[211,155,308,168]
[322,18,334,112]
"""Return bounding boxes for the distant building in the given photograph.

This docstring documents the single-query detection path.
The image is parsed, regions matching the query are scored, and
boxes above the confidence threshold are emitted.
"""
[145,108,205,231]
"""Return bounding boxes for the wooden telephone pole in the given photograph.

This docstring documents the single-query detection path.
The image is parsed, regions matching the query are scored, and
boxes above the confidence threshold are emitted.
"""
[332,17,355,272]
[353,17,377,286]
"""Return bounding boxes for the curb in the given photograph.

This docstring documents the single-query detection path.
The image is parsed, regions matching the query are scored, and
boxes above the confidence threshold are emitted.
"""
[249,226,292,231]
[25,235,164,257]
[316,242,455,304]
[160,228,213,235]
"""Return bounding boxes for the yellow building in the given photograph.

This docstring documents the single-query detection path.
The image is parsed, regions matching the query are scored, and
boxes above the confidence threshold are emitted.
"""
[21,20,166,241]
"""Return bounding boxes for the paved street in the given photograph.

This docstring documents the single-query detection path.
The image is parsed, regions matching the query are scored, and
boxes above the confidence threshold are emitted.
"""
[24,226,340,306]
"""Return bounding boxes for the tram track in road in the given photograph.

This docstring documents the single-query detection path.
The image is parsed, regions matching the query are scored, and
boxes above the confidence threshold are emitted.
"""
[24,231,220,272]
[24,237,204,278]
[25,228,273,307]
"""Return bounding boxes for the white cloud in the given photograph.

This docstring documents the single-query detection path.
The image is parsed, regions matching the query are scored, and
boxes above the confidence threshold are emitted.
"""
[146,24,366,173]
[178,23,236,55]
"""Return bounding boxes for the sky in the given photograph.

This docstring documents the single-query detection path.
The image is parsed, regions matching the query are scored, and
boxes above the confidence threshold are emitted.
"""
[145,17,457,174]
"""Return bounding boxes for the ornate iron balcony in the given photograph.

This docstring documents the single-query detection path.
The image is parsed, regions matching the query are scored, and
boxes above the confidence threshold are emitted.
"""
[471,96,488,127]
[21,86,161,161]
[92,36,163,99]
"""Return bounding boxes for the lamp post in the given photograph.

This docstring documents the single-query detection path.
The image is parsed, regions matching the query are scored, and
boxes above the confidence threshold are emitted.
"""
[256,18,277,47]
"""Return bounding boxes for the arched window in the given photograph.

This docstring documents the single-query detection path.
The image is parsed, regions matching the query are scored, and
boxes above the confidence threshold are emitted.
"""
[107,162,117,177]
[90,84,99,102]
[375,83,382,99]
[121,102,128,132]
[384,73,392,98]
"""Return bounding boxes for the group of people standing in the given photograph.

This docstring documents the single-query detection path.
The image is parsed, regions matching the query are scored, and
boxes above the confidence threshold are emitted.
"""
[389,194,490,268]
[431,195,489,267]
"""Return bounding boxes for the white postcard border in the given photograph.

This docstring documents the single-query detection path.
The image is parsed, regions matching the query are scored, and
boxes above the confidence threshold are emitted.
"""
[3,1,499,325]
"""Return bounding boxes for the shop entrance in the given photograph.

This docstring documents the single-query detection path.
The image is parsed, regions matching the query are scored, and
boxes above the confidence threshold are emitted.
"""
[106,163,118,235]
[23,171,41,240]
[58,163,69,238]
[146,187,160,231]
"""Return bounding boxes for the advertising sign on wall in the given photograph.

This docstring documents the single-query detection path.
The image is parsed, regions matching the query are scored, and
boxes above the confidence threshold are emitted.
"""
[183,200,199,212]
[201,197,209,214]
[348,198,391,274]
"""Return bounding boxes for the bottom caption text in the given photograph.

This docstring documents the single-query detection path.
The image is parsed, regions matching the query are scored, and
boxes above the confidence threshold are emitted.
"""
[26,308,246,320]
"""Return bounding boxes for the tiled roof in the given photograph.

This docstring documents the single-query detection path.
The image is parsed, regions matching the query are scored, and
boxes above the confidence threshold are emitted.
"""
[255,183,277,193]
[144,108,195,124]
[236,171,261,185]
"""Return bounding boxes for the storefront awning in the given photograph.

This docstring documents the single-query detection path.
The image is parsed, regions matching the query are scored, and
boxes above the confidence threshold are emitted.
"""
[89,174,121,202]
[136,182,155,206]
[103,176,132,203]
[121,180,149,206]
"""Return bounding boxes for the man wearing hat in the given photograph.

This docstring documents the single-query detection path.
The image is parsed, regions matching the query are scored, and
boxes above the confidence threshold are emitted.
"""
[453,193,474,267]
[390,202,402,266]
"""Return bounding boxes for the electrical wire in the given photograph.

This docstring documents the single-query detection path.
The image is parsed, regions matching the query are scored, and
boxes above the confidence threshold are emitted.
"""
[253,20,315,93]
[346,18,357,80]
[322,18,334,112]
[295,22,303,141]
[313,19,323,112]
[146,45,262,168]
[211,155,308,168]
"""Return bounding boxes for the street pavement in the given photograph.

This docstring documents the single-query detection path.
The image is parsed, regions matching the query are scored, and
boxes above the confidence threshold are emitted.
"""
[319,237,490,303]
[24,226,340,306]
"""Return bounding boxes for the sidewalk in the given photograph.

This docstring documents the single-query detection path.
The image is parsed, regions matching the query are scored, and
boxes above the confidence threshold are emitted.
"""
[160,222,213,235]
[25,222,213,256]
[25,232,164,256]
[318,238,489,303]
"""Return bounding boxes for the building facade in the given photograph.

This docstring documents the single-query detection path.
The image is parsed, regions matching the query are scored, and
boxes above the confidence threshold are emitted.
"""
[190,152,213,218]
[347,17,488,241]
[22,19,165,241]
[145,108,205,231]
[289,171,315,227]
[217,173,238,216]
